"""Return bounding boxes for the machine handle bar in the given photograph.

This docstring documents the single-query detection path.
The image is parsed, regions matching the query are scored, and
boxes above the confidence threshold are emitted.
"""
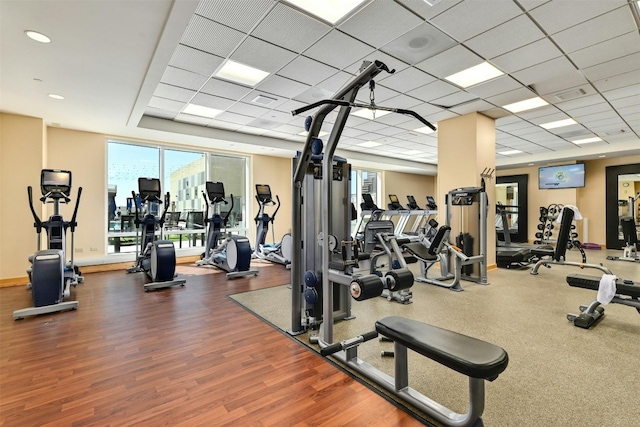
[69,187,83,232]
[27,186,43,232]
[320,331,378,357]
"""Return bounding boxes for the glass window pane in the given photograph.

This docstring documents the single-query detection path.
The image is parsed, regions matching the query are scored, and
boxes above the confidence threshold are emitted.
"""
[164,149,206,230]
[209,155,247,234]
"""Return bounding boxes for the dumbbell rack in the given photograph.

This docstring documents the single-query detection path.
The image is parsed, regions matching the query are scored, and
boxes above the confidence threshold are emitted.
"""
[534,204,563,244]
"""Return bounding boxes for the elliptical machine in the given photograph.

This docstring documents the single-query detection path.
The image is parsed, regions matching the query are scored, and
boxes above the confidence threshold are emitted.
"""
[126,178,185,291]
[253,184,292,268]
[195,181,258,279]
[14,169,83,320]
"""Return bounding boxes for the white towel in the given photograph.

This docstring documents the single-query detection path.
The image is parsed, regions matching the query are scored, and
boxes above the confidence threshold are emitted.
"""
[597,274,618,305]
[556,205,583,223]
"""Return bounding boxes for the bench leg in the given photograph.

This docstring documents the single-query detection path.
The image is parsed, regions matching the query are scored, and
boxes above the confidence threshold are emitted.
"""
[394,343,408,390]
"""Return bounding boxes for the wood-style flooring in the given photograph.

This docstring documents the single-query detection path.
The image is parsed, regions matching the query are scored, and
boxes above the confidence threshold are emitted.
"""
[0,262,424,426]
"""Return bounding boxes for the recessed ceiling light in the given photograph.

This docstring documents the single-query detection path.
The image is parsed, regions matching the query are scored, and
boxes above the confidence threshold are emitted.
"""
[403,150,422,155]
[498,150,523,155]
[598,155,606,158]
[48,93,64,100]
[540,118,578,129]
[183,103,222,118]
[298,130,329,137]
[572,137,602,144]
[357,141,382,148]
[214,60,269,87]
[502,97,549,113]
[284,0,367,24]
[351,109,392,120]
[444,62,504,88]
[25,30,51,43]
[414,126,436,135]
[528,163,534,166]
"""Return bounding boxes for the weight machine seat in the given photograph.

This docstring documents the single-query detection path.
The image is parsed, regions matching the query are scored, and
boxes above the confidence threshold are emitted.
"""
[375,316,508,381]
[402,242,438,261]
[530,246,555,258]
[566,274,640,298]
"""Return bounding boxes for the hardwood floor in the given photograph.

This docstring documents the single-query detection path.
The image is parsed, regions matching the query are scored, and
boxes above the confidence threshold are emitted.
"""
[0,262,425,426]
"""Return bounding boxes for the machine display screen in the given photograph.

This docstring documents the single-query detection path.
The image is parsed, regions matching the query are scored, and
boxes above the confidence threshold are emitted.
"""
[207,181,225,199]
[255,184,272,202]
[41,169,72,195]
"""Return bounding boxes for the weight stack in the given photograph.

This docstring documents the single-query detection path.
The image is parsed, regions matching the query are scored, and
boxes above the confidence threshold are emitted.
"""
[456,233,474,275]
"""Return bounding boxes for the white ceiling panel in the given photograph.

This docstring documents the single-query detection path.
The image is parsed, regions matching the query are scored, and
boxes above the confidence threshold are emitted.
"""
[305,30,376,70]
[407,79,458,103]
[602,84,640,101]
[161,66,209,91]
[464,15,545,59]
[415,45,483,79]
[149,96,187,113]
[376,67,435,94]
[253,3,330,53]
[227,101,270,118]
[568,31,640,69]
[169,44,225,77]
[550,6,636,53]
[175,113,211,125]
[380,22,457,65]
[511,56,577,86]
[339,1,423,48]
[153,83,196,103]
[191,93,235,110]
[528,0,627,35]
[145,107,177,120]
[256,75,310,99]
[216,111,255,125]
[491,38,562,74]
[581,53,640,82]
[277,56,338,86]
[200,78,253,100]
[195,0,273,33]
[180,15,245,57]
[230,37,298,73]
[466,75,522,99]
[592,70,640,93]
[429,0,522,41]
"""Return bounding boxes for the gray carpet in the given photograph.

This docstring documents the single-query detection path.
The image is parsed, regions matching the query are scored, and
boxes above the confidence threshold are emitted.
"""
[230,249,640,426]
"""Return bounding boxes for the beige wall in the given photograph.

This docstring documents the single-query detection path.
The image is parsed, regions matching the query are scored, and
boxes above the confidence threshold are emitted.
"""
[250,154,292,243]
[382,171,436,208]
[0,113,47,281]
[498,154,640,245]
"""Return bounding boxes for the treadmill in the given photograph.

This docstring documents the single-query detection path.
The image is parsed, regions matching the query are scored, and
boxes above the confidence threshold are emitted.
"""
[495,203,551,268]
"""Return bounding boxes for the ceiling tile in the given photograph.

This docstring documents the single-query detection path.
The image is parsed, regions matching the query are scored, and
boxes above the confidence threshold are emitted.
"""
[253,3,330,53]
[380,22,457,65]
[529,0,627,34]
[491,38,562,73]
[551,6,636,53]
[304,30,376,70]
[230,37,297,73]
[195,0,273,32]
[568,31,640,69]
[200,78,253,100]
[429,0,522,41]
[317,71,355,93]
[465,15,545,59]
[466,75,522,99]
[374,67,434,94]
[169,45,225,77]
[339,1,423,48]
[277,56,338,86]
[407,79,458,103]
[149,96,185,113]
[582,53,640,82]
[592,70,640,92]
[430,91,479,109]
[256,74,310,98]
[216,111,255,125]
[511,56,577,86]
[227,102,270,118]
[191,92,235,110]
[161,66,208,91]
[153,83,196,103]
[144,108,176,120]
[415,45,483,79]
[180,15,245,57]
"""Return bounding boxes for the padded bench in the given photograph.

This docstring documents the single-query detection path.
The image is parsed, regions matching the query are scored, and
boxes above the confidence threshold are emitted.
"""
[565,274,640,329]
[375,316,508,426]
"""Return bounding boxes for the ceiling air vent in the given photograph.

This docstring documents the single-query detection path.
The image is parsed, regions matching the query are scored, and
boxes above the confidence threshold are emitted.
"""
[251,94,278,105]
[554,88,587,101]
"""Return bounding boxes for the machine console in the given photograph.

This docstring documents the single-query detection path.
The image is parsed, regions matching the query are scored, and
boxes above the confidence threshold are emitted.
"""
[41,169,72,196]
[138,178,161,201]
[255,184,272,203]
[207,181,226,202]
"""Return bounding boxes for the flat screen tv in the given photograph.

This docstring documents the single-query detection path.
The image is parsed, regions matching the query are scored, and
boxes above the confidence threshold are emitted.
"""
[538,164,585,189]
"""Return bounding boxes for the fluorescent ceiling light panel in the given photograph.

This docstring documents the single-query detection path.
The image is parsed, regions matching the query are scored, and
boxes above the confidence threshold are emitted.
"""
[357,141,382,148]
[48,93,64,100]
[414,126,436,134]
[183,103,222,118]
[351,109,392,120]
[215,60,269,87]
[498,150,522,155]
[298,130,329,137]
[444,62,503,88]
[572,137,601,144]
[403,150,422,155]
[540,118,577,129]
[284,0,367,24]
[25,30,51,43]
[502,97,549,113]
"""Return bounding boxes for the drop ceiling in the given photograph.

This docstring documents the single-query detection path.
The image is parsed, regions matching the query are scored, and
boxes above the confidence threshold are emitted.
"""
[1,0,639,175]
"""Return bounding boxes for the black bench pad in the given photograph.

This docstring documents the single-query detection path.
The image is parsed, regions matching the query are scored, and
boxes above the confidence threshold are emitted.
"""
[402,242,438,261]
[566,274,640,298]
[375,316,508,380]
[530,246,554,257]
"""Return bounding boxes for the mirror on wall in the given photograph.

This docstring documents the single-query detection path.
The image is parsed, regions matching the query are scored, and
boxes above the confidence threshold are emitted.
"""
[496,174,528,243]
[606,164,640,249]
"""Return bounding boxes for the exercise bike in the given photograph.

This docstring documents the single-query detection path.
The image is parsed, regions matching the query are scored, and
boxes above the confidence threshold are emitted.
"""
[195,181,258,279]
[14,169,83,320]
[126,178,185,291]
[253,184,292,268]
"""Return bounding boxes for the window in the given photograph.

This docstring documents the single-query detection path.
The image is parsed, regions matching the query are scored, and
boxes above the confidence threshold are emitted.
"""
[350,169,381,235]
[107,140,249,255]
